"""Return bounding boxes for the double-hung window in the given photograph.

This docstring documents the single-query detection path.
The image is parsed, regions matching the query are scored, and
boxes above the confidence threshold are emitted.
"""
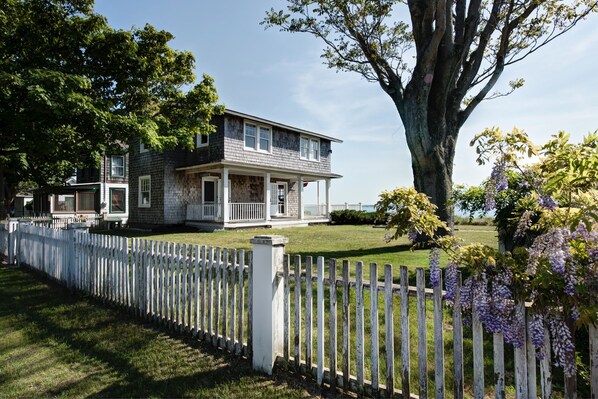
[138,175,151,207]
[111,155,125,178]
[300,137,320,161]
[244,122,271,153]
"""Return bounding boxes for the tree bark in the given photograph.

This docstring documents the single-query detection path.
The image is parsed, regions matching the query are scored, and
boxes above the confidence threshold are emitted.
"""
[397,90,458,230]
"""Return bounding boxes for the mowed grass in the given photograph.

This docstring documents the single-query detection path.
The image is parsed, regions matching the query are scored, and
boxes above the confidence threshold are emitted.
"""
[0,265,324,398]
[105,224,499,269]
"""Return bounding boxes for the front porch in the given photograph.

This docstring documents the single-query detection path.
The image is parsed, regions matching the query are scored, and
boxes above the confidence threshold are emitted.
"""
[176,161,339,230]
[185,203,330,230]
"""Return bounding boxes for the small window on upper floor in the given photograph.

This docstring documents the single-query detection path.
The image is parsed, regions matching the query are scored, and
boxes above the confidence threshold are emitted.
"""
[244,122,271,153]
[300,136,320,161]
[110,155,126,178]
[196,134,209,148]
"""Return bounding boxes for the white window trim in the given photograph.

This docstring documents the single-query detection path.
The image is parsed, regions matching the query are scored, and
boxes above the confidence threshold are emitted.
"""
[140,142,148,153]
[300,136,320,162]
[138,175,151,208]
[244,121,272,154]
[110,155,126,178]
[196,134,209,148]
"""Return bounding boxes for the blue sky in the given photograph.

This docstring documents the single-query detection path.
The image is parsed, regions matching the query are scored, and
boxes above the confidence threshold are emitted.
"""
[95,1,598,205]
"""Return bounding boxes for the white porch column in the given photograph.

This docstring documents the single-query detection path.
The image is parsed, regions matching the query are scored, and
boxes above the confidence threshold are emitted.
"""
[222,167,229,223]
[250,235,288,374]
[325,178,331,217]
[298,176,304,220]
[264,172,271,221]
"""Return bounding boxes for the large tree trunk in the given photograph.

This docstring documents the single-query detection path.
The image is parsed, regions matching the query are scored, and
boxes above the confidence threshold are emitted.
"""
[397,94,458,230]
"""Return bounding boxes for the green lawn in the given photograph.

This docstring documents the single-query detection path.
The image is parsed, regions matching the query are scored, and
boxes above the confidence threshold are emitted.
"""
[0,265,323,398]
[103,224,498,270]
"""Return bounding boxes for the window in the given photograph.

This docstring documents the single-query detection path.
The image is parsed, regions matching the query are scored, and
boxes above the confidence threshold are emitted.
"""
[54,194,75,212]
[77,192,95,212]
[110,188,126,213]
[196,134,209,148]
[110,155,125,178]
[138,175,151,207]
[244,122,271,152]
[140,142,148,153]
[300,136,320,161]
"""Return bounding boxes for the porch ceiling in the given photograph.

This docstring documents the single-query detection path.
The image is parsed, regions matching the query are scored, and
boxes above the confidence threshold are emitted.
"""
[176,160,342,182]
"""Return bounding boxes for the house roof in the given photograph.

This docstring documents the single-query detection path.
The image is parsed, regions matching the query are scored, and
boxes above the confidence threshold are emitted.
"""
[224,109,343,143]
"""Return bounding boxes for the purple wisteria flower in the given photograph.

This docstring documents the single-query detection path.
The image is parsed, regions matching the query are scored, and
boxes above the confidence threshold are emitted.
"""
[503,305,525,348]
[549,316,576,377]
[429,248,441,288]
[514,210,534,239]
[538,195,558,209]
[484,160,508,211]
[529,313,546,360]
[444,262,458,304]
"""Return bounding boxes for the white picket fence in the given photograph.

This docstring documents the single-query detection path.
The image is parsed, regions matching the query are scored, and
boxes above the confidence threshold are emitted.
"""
[2,223,597,398]
[14,223,252,356]
[279,256,598,399]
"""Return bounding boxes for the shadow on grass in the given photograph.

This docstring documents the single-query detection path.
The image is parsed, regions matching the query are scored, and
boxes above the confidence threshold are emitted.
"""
[0,265,327,398]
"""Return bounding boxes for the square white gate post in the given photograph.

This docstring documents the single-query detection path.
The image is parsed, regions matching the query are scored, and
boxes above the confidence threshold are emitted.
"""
[250,235,288,374]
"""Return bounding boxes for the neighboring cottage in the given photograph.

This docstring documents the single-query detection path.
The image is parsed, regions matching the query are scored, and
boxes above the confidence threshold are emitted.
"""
[33,153,129,224]
[129,109,342,230]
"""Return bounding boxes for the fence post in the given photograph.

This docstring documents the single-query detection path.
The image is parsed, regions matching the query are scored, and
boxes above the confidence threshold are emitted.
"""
[7,218,19,265]
[66,223,88,291]
[250,235,288,374]
[16,220,32,267]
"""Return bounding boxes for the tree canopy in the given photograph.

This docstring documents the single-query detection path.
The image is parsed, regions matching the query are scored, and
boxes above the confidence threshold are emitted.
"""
[0,0,223,214]
[265,0,597,225]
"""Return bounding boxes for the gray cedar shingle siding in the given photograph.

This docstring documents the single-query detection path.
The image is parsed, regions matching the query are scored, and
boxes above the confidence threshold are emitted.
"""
[222,115,332,175]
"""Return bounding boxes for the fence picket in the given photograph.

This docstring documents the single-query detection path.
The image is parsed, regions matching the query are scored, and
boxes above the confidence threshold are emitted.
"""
[283,254,290,363]
[305,256,313,372]
[223,248,229,346]
[342,260,350,391]
[316,256,325,386]
[526,310,537,399]
[214,247,221,347]
[514,301,528,399]
[473,310,484,399]
[400,265,410,399]
[494,333,505,399]
[294,255,302,370]
[540,325,552,399]
[416,268,428,399]
[453,272,464,399]
[384,264,394,397]
[329,258,337,391]
[434,271,445,399]
[370,263,379,391]
[355,261,364,389]
[229,248,236,352]
[236,249,245,356]
[207,247,214,341]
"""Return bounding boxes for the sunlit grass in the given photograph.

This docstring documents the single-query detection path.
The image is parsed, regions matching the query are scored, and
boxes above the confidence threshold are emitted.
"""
[0,266,321,398]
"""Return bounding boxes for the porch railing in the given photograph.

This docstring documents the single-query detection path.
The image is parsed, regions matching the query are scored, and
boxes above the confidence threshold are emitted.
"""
[186,203,265,222]
[229,203,265,221]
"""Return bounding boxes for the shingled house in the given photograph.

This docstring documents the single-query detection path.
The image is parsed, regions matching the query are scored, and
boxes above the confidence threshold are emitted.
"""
[33,153,129,224]
[129,109,342,230]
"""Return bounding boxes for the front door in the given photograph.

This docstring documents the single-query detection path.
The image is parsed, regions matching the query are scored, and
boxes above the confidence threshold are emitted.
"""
[270,182,287,217]
[202,177,220,220]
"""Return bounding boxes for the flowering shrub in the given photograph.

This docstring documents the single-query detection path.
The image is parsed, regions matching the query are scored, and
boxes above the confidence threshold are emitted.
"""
[377,128,598,377]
